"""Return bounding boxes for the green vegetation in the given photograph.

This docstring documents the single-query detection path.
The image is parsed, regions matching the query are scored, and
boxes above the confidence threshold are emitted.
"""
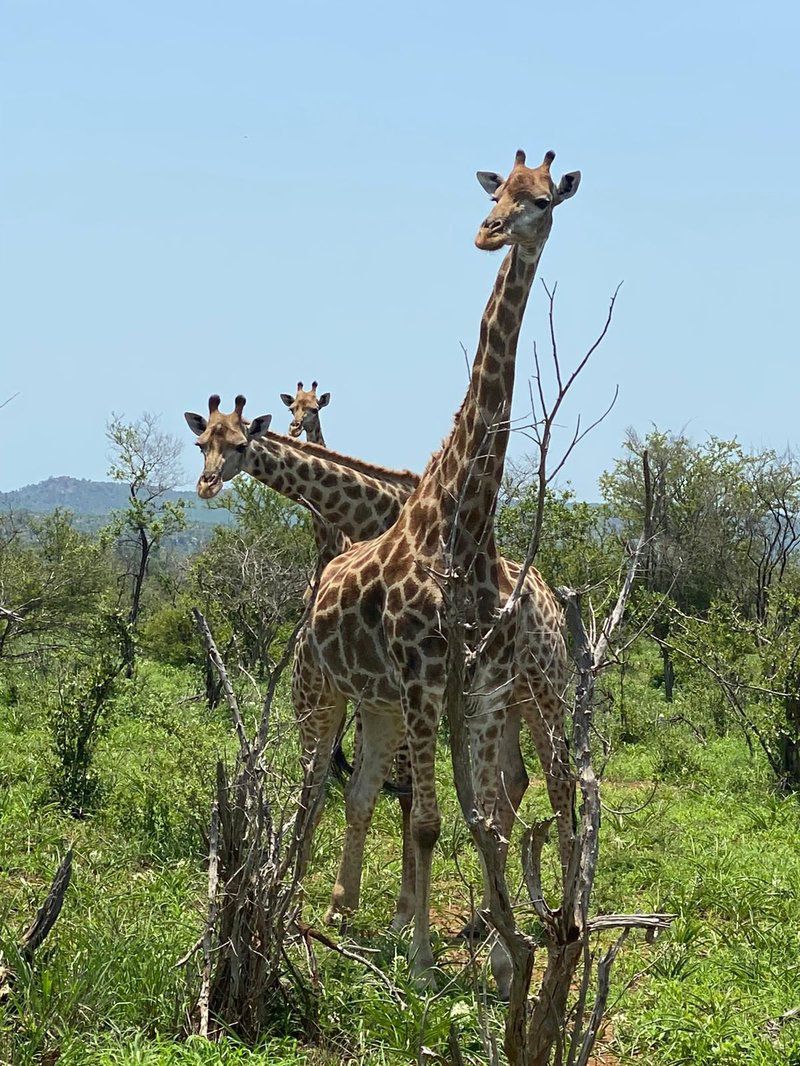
[1,424,800,1064]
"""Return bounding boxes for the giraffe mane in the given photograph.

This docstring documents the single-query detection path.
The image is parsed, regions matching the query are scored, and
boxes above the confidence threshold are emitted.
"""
[263,432,421,490]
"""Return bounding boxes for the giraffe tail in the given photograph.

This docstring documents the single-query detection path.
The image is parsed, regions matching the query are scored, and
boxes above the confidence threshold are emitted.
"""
[330,738,412,797]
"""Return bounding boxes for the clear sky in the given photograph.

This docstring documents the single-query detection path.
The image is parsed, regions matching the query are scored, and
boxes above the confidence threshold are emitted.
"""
[2,0,798,499]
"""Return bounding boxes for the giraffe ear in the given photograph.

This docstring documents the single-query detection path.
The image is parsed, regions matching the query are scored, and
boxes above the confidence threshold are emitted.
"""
[318,392,331,409]
[247,414,272,440]
[184,412,207,436]
[280,394,294,407]
[555,171,581,203]
[477,171,504,196]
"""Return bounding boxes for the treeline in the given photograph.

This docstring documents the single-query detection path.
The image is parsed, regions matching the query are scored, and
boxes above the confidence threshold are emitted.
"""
[1,418,799,817]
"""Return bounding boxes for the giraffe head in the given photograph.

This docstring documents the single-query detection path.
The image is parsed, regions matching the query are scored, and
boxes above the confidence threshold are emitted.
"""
[184,394,272,499]
[475,149,580,252]
[280,380,331,439]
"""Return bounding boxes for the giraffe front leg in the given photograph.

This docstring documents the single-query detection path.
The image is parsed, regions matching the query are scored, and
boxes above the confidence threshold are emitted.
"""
[402,685,442,984]
[325,705,404,927]
[390,739,416,933]
[292,641,347,884]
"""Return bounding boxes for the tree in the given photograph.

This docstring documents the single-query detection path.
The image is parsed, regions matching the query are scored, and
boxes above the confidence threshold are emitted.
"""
[191,478,316,687]
[497,462,621,594]
[601,431,800,701]
[0,509,110,662]
[104,412,187,673]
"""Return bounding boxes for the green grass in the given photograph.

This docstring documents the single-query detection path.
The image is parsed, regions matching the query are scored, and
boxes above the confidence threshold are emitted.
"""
[2,658,800,1064]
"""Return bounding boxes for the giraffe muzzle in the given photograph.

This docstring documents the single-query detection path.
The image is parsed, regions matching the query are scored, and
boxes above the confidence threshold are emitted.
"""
[197,472,223,499]
[475,218,508,251]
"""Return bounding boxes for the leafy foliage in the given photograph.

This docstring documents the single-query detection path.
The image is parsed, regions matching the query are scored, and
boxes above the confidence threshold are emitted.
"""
[1,423,800,1063]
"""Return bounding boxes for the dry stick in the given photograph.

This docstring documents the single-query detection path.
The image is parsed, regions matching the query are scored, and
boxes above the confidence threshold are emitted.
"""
[192,608,250,761]
[20,849,73,961]
[187,567,324,1038]
[198,799,220,1038]
[294,921,406,1006]
[664,631,784,779]
[574,929,629,1066]
[494,285,621,640]
[443,571,534,1066]
[1,850,73,1003]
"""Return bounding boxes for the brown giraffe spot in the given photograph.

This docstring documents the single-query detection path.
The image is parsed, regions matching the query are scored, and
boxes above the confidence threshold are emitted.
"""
[386,587,404,614]
[360,585,384,629]
[483,352,501,376]
[314,610,338,642]
[360,559,381,584]
[497,301,515,332]
[340,573,360,611]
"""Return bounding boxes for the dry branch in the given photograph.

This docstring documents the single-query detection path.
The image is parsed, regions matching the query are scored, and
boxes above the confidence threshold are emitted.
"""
[0,850,73,1001]
[186,591,324,1040]
[444,330,674,1063]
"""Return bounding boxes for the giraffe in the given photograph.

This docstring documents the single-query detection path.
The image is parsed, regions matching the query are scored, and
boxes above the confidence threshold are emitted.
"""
[290,147,581,976]
[278,380,421,928]
[280,380,331,444]
[185,385,573,935]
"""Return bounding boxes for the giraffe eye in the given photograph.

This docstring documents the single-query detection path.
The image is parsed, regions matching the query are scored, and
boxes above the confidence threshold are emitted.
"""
[235,443,247,454]
[534,197,551,210]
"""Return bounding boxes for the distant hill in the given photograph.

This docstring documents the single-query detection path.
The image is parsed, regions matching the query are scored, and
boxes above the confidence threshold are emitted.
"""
[0,477,231,552]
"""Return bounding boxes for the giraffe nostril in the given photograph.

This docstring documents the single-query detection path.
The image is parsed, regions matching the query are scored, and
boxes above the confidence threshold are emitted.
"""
[484,218,505,235]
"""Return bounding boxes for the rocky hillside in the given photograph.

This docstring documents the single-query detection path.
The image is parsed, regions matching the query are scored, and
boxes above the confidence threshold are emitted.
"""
[0,476,225,525]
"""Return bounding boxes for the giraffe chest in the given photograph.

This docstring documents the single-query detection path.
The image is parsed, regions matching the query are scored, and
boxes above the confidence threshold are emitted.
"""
[306,539,512,705]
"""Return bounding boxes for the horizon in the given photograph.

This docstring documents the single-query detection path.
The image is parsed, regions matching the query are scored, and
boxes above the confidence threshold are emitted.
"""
[2,1,798,497]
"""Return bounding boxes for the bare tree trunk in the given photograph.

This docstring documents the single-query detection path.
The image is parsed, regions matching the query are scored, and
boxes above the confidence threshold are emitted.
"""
[778,688,800,793]
[0,851,73,1001]
[124,525,151,676]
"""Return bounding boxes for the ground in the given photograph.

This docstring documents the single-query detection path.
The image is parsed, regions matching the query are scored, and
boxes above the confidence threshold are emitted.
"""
[1,659,799,1065]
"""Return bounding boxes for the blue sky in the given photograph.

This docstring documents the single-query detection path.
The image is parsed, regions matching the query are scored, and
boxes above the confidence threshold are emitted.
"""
[2,0,798,498]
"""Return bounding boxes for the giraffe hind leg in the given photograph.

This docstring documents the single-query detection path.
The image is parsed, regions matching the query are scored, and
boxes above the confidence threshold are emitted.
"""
[325,705,405,927]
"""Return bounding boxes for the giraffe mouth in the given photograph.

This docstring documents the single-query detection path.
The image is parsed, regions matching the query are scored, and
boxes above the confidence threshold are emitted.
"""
[475,227,508,252]
[197,474,223,499]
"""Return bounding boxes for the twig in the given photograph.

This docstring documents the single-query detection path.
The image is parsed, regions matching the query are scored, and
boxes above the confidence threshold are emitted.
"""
[198,798,220,1038]
[294,921,406,1005]
[192,608,250,761]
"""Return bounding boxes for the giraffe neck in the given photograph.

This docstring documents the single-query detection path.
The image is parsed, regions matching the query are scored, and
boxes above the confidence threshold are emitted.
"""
[241,432,417,543]
[414,243,542,563]
[304,423,326,447]
[299,424,348,562]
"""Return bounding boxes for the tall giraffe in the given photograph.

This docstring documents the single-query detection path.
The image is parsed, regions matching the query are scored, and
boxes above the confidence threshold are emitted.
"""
[291,147,581,975]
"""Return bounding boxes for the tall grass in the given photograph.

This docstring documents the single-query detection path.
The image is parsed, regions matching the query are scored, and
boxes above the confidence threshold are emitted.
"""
[1,657,800,1064]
